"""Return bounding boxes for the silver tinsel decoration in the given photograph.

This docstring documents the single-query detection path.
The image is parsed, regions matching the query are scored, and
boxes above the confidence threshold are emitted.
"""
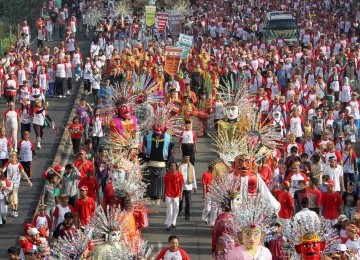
[51,230,90,259]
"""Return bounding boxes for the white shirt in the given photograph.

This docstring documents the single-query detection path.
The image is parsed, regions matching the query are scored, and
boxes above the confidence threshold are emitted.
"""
[0,137,10,159]
[19,140,34,162]
[181,130,194,144]
[345,236,360,257]
[324,164,343,192]
[179,163,197,191]
[163,250,182,260]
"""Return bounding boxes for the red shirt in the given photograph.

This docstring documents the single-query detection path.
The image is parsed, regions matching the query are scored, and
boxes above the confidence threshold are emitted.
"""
[164,171,184,198]
[322,191,343,219]
[273,190,294,219]
[73,159,94,179]
[74,196,95,226]
[201,171,212,193]
[68,123,84,139]
[78,177,99,201]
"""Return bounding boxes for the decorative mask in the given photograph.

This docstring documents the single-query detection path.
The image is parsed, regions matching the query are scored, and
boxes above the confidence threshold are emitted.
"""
[153,124,165,136]
[240,227,263,251]
[233,154,254,177]
[225,105,239,120]
[107,230,121,243]
[295,233,325,260]
[118,104,132,120]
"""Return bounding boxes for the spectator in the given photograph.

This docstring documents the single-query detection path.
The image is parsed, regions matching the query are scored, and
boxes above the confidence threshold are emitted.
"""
[52,212,77,240]
[61,163,81,206]
[294,197,319,222]
[305,178,322,215]
[321,180,343,226]
[73,149,94,179]
[324,156,345,193]
[40,173,61,221]
[273,181,294,225]
[345,224,360,256]
[342,181,358,221]
[7,246,20,260]
[78,169,99,203]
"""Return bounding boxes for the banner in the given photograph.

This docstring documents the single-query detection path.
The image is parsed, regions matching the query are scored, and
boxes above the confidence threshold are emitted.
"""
[145,6,156,26]
[164,47,183,77]
[177,33,193,60]
[156,13,169,34]
[168,13,184,37]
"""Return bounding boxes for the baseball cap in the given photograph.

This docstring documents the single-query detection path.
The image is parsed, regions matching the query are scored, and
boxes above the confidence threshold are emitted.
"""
[336,244,347,252]
[79,185,88,191]
[53,164,62,172]
[80,149,87,154]
[324,180,335,187]
[28,227,40,236]
[338,214,348,222]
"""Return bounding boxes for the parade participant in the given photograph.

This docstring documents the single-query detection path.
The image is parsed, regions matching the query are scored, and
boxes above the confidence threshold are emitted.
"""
[143,114,175,199]
[0,172,11,226]
[201,161,215,226]
[73,149,94,179]
[67,116,84,155]
[2,102,20,152]
[226,196,273,260]
[52,194,74,230]
[52,212,78,240]
[40,173,61,220]
[31,204,51,231]
[60,163,81,206]
[17,131,36,179]
[156,235,190,260]
[32,99,54,149]
[0,127,12,169]
[283,214,339,260]
[78,169,99,203]
[273,181,295,225]
[179,155,197,221]
[345,224,360,256]
[76,98,92,141]
[195,91,210,137]
[213,92,225,132]
[3,152,32,217]
[74,185,95,227]
[179,120,197,166]
[109,84,138,137]
[163,161,183,231]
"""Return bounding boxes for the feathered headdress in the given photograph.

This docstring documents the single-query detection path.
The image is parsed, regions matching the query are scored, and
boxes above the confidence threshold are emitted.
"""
[282,216,341,256]
[206,173,241,209]
[51,230,90,259]
[143,102,183,136]
[231,195,276,232]
[87,206,129,239]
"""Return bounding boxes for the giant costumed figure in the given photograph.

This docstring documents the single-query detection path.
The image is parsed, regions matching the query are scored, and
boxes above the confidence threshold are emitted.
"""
[216,77,252,142]
[143,104,182,199]
[283,215,341,260]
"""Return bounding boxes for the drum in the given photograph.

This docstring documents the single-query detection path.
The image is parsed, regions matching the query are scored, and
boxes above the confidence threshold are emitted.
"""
[193,110,208,119]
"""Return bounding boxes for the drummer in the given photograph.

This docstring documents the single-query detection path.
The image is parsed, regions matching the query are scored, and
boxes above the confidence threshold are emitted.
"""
[196,91,210,137]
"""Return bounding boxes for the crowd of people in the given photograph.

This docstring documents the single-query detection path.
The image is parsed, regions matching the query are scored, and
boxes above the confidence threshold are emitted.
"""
[0,0,360,259]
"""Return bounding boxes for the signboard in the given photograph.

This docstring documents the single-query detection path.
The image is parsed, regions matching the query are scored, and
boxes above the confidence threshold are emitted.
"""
[156,13,169,34]
[168,13,184,37]
[145,6,156,26]
[176,33,193,60]
[164,47,183,76]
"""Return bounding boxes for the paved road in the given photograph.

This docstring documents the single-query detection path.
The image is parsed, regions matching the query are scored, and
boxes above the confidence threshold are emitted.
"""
[0,37,90,259]
[142,131,216,259]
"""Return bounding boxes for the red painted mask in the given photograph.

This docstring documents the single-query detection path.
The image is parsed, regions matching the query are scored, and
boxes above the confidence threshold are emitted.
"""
[153,124,165,136]
[118,104,132,119]
[295,240,325,260]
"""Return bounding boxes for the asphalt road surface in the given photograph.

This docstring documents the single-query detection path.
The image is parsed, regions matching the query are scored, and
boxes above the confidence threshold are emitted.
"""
[142,133,216,259]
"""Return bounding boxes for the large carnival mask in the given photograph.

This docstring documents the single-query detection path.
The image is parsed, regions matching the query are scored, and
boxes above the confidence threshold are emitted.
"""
[240,227,263,251]
[153,124,165,136]
[225,105,239,121]
[118,104,132,120]
[295,234,325,260]
[233,154,253,177]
